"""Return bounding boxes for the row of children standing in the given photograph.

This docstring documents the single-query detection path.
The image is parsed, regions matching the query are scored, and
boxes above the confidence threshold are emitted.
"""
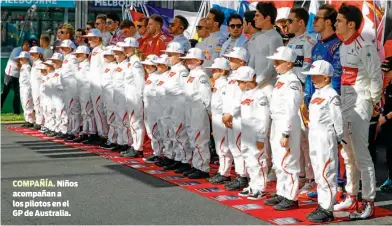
[15,27,362,223]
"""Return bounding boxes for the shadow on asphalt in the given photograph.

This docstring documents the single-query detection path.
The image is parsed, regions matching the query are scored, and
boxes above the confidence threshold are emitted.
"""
[104,164,176,188]
[36,149,84,154]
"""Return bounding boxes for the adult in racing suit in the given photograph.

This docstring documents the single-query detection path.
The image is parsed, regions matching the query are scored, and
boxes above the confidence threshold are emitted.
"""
[333,32,382,217]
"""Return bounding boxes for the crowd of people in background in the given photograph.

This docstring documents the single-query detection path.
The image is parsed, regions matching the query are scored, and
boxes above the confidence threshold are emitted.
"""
[2,1,392,223]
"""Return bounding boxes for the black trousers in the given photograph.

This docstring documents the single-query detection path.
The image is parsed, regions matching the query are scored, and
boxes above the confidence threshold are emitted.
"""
[1,76,21,114]
[382,120,392,179]
[368,116,379,165]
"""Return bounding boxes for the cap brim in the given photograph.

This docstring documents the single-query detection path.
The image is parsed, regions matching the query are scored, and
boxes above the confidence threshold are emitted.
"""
[162,50,184,54]
[83,34,102,38]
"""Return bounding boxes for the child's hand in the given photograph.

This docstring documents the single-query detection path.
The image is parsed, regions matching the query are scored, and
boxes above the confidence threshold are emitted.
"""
[280,137,289,148]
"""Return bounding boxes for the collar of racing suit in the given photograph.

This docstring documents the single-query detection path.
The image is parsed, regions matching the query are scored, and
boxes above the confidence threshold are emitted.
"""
[320,33,338,43]
[316,83,332,91]
[343,31,361,45]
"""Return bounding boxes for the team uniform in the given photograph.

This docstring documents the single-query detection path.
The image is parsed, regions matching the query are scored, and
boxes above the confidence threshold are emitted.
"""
[219,34,248,57]
[238,67,273,199]
[334,33,382,218]
[246,29,283,84]
[51,61,68,135]
[29,46,44,128]
[265,47,302,210]
[287,32,317,193]
[75,58,95,139]
[302,60,344,222]
[17,54,34,124]
[182,63,212,178]
[170,34,191,52]
[141,32,172,57]
[196,31,227,67]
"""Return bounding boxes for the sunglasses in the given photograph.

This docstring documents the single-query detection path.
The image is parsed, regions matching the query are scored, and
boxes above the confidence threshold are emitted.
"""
[169,23,176,27]
[95,23,101,26]
[137,24,144,28]
[314,16,327,22]
[229,24,242,29]
[106,21,113,25]
[196,25,205,30]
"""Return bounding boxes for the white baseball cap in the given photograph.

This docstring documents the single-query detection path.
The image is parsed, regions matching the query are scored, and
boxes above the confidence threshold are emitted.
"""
[205,57,230,71]
[112,45,125,53]
[73,45,91,55]
[223,47,249,63]
[141,54,158,66]
[36,64,48,70]
[58,39,76,49]
[179,48,205,61]
[154,54,169,65]
[49,52,64,61]
[83,28,103,38]
[231,66,256,82]
[15,51,31,59]
[42,60,55,67]
[266,46,296,62]
[29,46,44,55]
[301,60,334,77]
[121,37,139,48]
[162,42,185,54]
[102,46,115,56]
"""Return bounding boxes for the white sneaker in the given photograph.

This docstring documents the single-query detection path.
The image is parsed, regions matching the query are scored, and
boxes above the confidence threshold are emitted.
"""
[349,201,374,220]
[334,194,357,211]
[238,187,252,197]
[247,191,266,200]
[267,170,277,182]
[299,180,316,194]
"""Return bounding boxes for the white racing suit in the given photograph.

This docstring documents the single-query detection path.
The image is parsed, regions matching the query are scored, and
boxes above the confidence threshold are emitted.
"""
[270,70,303,201]
[211,76,232,177]
[76,59,96,136]
[90,45,108,137]
[222,70,246,177]
[30,59,44,125]
[163,62,190,162]
[124,55,145,151]
[143,71,162,156]
[155,71,173,156]
[308,84,344,211]
[339,34,382,202]
[241,84,273,193]
[102,61,117,143]
[51,68,67,134]
[62,53,80,135]
[113,59,129,146]
[19,63,34,123]
[183,66,212,173]
[287,32,317,181]
[43,72,54,131]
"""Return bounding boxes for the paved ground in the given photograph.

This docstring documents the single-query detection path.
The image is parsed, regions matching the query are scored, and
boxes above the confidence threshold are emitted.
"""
[1,124,392,225]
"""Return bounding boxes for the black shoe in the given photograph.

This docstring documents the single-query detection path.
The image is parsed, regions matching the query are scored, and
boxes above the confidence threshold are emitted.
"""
[307,205,334,223]
[98,137,108,146]
[47,131,58,137]
[143,155,161,163]
[100,140,117,149]
[273,197,299,211]
[83,134,99,145]
[183,167,197,177]
[207,173,231,184]
[188,169,209,179]
[59,133,69,140]
[111,144,124,152]
[224,176,249,191]
[121,148,143,157]
[65,134,76,141]
[26,122,34,128]
[55,132,64,138]
[21,122,28,127]
[174,163,191,174]
[156,157,174,167]
[73,134,89,143]
[164,161,182,170]
[115,145,129,153]
[264,194,284,206]
[32,124,41,130]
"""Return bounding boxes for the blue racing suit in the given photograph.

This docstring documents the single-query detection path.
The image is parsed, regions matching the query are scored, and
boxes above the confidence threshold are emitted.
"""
[304,33,342,108]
